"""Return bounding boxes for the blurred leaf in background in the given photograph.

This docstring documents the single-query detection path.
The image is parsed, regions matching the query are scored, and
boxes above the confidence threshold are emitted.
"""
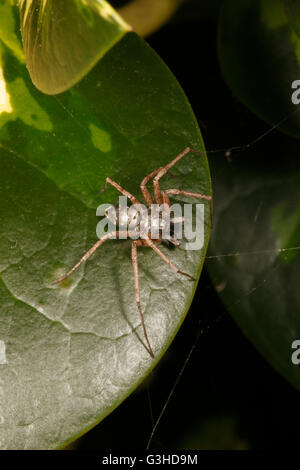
[116,0,183,37]
[19,0,131,94]
[284,0,300,37]
[218,0,300,138]
[207,136,300,390]
[206,0,300,390]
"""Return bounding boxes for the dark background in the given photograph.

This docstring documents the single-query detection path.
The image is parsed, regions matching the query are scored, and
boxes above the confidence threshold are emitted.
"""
[77,0,300,449]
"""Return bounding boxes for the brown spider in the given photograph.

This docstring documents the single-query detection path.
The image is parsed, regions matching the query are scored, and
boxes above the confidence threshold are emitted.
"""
[53,147,212,358]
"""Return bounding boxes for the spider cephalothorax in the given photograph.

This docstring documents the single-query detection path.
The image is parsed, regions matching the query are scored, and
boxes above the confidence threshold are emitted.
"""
[53,147,212,357]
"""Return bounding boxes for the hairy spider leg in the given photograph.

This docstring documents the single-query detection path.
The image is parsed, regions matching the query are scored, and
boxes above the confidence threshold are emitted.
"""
[131,241,154,358]
[99,177,141,206]
[53,147,211,358]
[162,191,170,205]
[140,168,162,205]
[52,231,130,285]
[165,189,213,228]
[141,237,195,281]
[140,168,179,209]
[140,167,179,206]
[153,147,192,204]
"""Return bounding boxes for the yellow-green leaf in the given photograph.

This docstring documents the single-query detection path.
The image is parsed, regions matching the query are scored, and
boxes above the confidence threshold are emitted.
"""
[19,0,131,94]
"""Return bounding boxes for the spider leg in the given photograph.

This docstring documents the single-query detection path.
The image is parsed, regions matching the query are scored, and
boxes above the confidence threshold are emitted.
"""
[139,170,179,205]
[153,147,191,204]
[162,191,171,211]
[140,168,162,205]
[143,238,195,281]
[140,148,192,205]
[165,189,213,228]
[131,241,154,358]
[99,177,141,206]
[167,238,181,246]
[52,231,126,285]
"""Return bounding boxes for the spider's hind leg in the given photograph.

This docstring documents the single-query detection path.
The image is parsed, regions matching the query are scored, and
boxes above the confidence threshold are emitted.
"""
[143,237,195,281]
[52,231,127,285]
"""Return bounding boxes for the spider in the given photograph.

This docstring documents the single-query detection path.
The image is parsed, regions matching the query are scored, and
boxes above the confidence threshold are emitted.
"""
[53,147,212,358]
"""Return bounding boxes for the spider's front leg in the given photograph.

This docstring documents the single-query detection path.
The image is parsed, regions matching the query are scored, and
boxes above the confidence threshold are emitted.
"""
[165,189,213,228]
[153,147,192,204]
[99,177,141,206]
[140,147,192,206]
[140,168,162,205]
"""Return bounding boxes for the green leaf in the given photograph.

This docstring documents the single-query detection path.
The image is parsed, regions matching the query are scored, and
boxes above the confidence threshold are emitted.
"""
[19,0,131,94]
[284,0,300,36]
[0,7,211,449]
[116,0,183,37]
[206,137,300,390]
[0,0,25,63]
[218,0,300,139]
